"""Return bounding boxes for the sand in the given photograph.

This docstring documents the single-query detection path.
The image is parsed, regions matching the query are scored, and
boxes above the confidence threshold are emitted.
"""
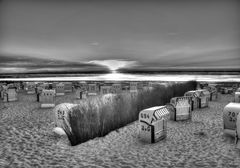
[0,91,240,168]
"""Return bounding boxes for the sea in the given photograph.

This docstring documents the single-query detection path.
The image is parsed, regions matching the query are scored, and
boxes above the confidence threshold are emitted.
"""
[0,72,239,82]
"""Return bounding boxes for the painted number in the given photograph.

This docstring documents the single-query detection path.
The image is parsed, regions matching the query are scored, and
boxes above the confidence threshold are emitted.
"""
[141,113,149,119]
[141,125,150,131]
[228,111,239,122]
[57,110,65,120]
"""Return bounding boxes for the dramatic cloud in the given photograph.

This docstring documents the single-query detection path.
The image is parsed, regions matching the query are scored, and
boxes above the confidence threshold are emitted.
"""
[0,0,239,73]
[118,47,240,72]
[0,55,109,74]
[0,67,28,73]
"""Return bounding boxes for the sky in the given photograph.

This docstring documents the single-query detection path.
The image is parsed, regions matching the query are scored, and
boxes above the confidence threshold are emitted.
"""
[0,0,240,74]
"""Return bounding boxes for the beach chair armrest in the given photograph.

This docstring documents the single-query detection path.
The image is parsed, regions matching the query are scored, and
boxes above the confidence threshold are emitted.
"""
[235,130,238,144]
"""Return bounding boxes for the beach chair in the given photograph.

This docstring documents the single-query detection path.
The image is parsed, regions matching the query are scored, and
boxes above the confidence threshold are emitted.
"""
[204,86,218,101]
[13,82,21,92]
[6,87,18,102]
[79,82,88,92]
[36,86,44,102]
[64,82,73,93]
[168,97,192,121]
[184,91,200,110]
[29,83,36,94]
[53,103,78,130]
[220,87,228,94]
[195,90,209,108]
[0,85,2,99]
[100,85,111,95]
[137,82,144,91]
[0,85,7,100]
[130,82,138,93]
[52,82,58,89]
[234,92,240,103]
[56,83,65,96]
[75,89,87,99]
[139,106,170,143]
[223,103,240,137]
[3,87,18,102]
[39,89,56,108]
[26,82,36,94]
[235,113,240,149]
[88,83,98,96]
[111,83,122,94]
[199,89,211,101]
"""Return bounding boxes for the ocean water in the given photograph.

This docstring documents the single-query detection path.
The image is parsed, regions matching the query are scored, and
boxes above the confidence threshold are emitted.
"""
[0,73,239,82]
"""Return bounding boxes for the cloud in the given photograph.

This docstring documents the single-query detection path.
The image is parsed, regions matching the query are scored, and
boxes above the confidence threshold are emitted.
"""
[167,32,177,36]
[118,47,240,72]
[0,55,110,74]
[0,67,28,73]
[90,42,99,46]
[0,0,239,70]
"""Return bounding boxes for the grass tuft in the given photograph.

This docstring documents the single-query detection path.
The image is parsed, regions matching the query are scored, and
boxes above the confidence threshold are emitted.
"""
[64,81,197,146]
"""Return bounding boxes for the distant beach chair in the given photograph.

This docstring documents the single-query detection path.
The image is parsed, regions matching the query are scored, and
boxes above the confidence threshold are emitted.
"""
[64,82,73,93]
[184,91,201,110]
[55,83,65,96]
[75,89,87,99]
[204,86,218,101]
[167,96,192,121]
[26,82,36,94]
[111,83,122,94]
[88,83,98,96]
[130,82,138,93]
[39,89,56,108]
[234,91,240,103]
[194,90,210,108]
[3,87,18,102]
[100,85,112,95]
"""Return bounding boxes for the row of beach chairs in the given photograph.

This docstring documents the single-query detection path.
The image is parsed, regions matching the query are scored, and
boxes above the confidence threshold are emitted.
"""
[139,87,240,150]
[138,88,213,143]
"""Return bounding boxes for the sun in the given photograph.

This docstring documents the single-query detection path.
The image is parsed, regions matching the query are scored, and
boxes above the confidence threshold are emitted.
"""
[88,59,137,72]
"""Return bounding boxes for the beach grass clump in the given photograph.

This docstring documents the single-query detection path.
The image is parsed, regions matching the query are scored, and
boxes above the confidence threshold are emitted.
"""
[63,81,197,146]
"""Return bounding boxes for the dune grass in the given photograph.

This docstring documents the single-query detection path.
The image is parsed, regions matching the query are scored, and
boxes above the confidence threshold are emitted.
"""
[63,81,197,146]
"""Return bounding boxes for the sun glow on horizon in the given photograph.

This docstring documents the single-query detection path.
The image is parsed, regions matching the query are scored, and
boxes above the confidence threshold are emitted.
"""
[88,60,138,71]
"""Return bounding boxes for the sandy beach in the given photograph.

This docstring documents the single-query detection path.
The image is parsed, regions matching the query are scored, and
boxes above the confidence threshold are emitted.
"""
[0,91,240,168]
